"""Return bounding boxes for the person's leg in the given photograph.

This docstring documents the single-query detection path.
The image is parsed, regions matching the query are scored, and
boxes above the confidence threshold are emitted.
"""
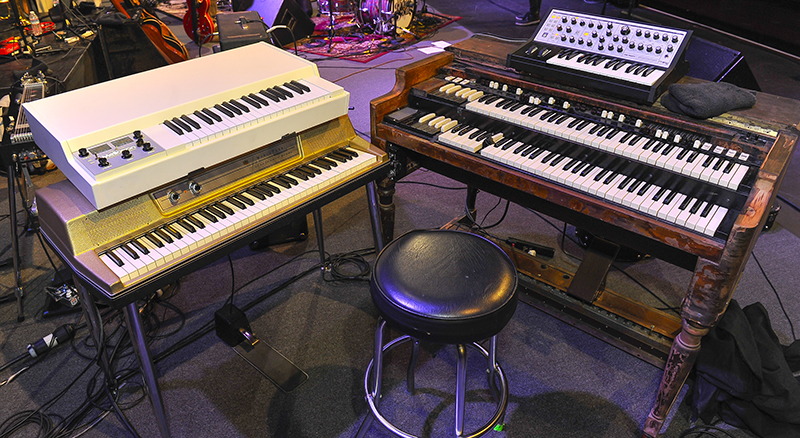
[515,0,541,26]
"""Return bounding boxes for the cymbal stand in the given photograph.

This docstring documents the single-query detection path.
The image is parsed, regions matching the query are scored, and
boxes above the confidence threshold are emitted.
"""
[326,0,335,53]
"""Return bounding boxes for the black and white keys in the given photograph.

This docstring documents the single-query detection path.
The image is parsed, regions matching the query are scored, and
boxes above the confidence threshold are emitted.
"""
[98,148,375,285]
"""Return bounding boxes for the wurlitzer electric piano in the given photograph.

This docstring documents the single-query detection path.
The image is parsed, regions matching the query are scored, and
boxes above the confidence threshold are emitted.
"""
[369,10,799,438]
[26,42,388,437]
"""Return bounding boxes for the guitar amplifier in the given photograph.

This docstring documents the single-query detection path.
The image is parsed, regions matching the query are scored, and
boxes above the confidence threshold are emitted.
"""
[216,11,269,51]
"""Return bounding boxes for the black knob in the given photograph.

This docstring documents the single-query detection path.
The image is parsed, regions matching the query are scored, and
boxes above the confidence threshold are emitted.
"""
[646,44,653,52]
[644,31,650,38]
[133,130,142,138]
[637,43,644,50]
[620,25,630,35]
[597,24,603,30]
[607,23,613,29]
[635,29,642,36]
[136,137,145,147]
[571,17,577,24]
[557,24,562,31]
[588,21,594,28]
[586,40,593,47]
[667,44,674,52]
[598,44,604,50]
[579,20,585,26]
[592,31,597,38]
[672,35,679,43]
[566,26,572,33]
[653,32,659,40]
[629,42,636,49]
[617,45,623,52]
[606,44,613,51]
[578,38,584,45]
[599,36,605,42]
[121,150,132,159]
[662,34,669,41]
[622,36,628,44]
[655,46,662,54]
[561,35,567,41]
[98,157,109,167]
[78,148,89,157]
[561,16,567,23]
[569,36,575,43]
[613,35,619,42]
[142,142,153,152]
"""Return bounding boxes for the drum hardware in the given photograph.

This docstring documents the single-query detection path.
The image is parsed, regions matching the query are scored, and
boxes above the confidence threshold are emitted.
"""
[356,0,415,36]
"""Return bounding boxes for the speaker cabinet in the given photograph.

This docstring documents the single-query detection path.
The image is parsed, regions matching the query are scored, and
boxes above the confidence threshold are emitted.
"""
[217,11,270,51]
[232,0,315,47]
[685,37,760,91]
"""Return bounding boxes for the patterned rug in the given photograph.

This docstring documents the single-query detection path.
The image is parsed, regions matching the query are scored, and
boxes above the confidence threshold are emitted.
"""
[296,11,460,62]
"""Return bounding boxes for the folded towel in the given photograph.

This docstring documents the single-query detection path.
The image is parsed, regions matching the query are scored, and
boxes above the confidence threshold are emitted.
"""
[661,82,756,119]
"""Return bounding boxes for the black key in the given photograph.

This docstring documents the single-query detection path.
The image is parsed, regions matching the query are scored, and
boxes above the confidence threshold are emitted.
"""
[262,182,281,193]
[619,132,633,143]
[105,251,124,267]
[628,179,644,193]
[131,239,150,255]
[234,194,254,206]
[269,87,288,100]
[245,189,266,200]
[652,142,666,153]
[663,190,678,205]
[226,197,246,210]
[186,215,205,229]
[206,205,226,220]
[679,196,693,210]
[283,81,303,94]
[249,93,270,106]
[154,228,173,244]
[181,115,201,129]
[214,104,235,118]
[175,219,195,233]
[661,144,675,155]
[260,89,281,102]
[289,170,309,181]
[145,233,165,248]
[172,117,191,132]
[723,161,736,173]
[241,95,261,109]
[222,101,242,116]
[120,243,139,259]
[312,159,332,170]
[589,124,602,135]
[164,119,183,135]
[701,203,714,217]
[291,80,311,92]
[676,148,690,160]
[340,148,359,158]
[637,182,653,196]
[702,155,715,167]
[642,139,656,150]
[618,176,633,190]
[202,108,223,122]
[301,164,322,175]
[272,178,292,189]
[198,209,219,222]
[567,118,582,129]
[215,202,234,215]
[652,187,668,201]
[193,110,213,125]
[164,224,182,239]
[689,198,704,214]
[279,174,298,185]
[229,99,249,113]
[327,153,348,163]
[713,158,725,171]
[273,85,293,98]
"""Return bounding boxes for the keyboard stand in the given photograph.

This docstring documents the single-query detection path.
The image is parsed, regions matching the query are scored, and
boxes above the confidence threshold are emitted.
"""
[64,179,385,438]
[1,162,25,322]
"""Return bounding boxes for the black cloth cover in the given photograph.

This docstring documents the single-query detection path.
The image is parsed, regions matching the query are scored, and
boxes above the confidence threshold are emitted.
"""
[661,82,756,119]
[692,300,800,437]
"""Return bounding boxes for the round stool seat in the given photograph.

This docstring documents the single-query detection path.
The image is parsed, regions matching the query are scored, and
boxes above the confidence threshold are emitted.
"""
[371,229,518,344]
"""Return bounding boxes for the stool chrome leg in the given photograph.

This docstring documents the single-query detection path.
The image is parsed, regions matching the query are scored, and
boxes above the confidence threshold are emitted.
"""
[455,344,467,437]
[356,318,387,438]
[407,338,420,395]
[487,336,499,402]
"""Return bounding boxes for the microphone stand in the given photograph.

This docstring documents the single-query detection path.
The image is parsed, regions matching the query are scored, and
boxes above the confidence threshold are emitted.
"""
[7,0,36,58]
[326,0,334,53]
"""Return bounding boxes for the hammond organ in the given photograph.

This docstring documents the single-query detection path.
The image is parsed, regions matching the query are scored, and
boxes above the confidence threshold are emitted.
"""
[369,36,798,437]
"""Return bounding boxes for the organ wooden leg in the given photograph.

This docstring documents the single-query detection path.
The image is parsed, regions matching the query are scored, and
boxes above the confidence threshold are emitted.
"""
[378,177,396,244]
[642,319,709,438]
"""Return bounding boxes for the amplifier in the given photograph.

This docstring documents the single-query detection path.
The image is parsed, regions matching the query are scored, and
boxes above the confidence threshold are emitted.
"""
[216,11,270,51]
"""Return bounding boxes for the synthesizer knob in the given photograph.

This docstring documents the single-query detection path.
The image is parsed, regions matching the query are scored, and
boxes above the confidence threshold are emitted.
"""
[98,157,109,167]
[655,46,662,54]
[620,25,630,35]
[647,44,653,52]
[637,43,644,50]
[592,31,598,38]
[571,17,577,24]
[629,42,636,49]
[586,40,592,47]
[136,137,145,147]
[635,29,642,37]
[644,30,650,38]
[561,35,567,42]
[566,26,572,33]
[672,35,679,43]
[562,16,567,23]
[569,36,575,43]
[579,20,585,26]
[578,38,584,45]
[617,45,623,52]
[557,24,562,31]
[606,30,612,37]
[599,36,605,42]
[662,34,669,41]
[597,23,603,30]
[142,142,153,152]
[598,44,604,50]
[607,23,613,30]
[121,150,132,159]
[613,35,619,42]
[667,44,674,52]
[78,148,89,157]
[133,130,142,138]
[653,32,659,40]
[588,21,594,28]
[622,36,628,44]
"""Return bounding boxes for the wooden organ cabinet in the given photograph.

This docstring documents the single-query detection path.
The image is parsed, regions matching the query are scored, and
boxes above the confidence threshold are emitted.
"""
[368,36,799,437]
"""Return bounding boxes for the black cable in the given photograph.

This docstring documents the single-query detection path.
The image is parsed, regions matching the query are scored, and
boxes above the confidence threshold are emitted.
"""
[226,254,236,307]
[37,231,66,284]
[396,180,468,191]
[0,352,29,374]
[678,424,739,437]
[323,248,374,282]
[752,251,797,340]
[480,198,511,230]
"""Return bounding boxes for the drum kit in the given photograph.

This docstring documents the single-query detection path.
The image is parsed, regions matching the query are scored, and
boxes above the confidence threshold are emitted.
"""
[319,0,418,36]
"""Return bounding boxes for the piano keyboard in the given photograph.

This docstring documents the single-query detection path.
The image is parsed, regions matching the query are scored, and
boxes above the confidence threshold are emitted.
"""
[25,42,350,210]
[98,147,376,285]
[506,8,692,103]
[384,75,764,240]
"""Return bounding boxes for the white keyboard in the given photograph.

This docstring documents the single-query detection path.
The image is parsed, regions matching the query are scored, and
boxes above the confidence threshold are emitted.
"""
[24,42,349,209]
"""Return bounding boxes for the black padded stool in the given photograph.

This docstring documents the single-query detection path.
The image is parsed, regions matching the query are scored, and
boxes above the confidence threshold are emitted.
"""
[356,229,518,438]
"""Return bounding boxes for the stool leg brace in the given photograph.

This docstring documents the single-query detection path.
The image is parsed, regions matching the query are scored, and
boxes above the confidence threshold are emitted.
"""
[356,318,509,438]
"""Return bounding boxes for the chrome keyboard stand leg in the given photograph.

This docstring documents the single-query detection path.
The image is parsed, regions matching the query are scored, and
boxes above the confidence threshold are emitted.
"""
[366,181,384,252]
[123,302,171,438]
